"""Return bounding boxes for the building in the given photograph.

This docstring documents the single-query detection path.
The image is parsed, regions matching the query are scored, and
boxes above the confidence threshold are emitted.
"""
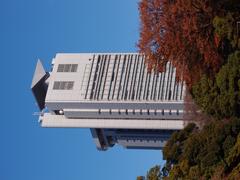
[31,53,186,150]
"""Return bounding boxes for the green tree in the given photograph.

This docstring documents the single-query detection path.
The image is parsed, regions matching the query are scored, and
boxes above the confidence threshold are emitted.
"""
[192,51,240,118]
[163,123,196,170]
[213,12,240,51]
[136,176,145,180]
[142,118,240,179]
[146,165,161,180]
[226,133,240,172]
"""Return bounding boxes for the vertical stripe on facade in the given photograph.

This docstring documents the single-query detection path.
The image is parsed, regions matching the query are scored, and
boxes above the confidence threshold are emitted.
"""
[117,55,126,100]
[137,55,145,100]
[129,54,138,100]
[112,55,121,99]
[108,55,117,100]
[85,53,185,102]
[90,55,101,99]
[101,55,111,99]
[85,55,95,99]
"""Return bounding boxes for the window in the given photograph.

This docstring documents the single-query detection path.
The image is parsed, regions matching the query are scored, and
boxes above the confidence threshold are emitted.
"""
[64,64,71,72]
[71,64,78,72]
[53,81,74,90]
[67,81,74,89]
[57,64,64,72]
[53,81,61,89]
[57,64,78,72]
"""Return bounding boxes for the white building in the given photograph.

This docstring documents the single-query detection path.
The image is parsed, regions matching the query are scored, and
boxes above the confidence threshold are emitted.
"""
[31,53,186,150]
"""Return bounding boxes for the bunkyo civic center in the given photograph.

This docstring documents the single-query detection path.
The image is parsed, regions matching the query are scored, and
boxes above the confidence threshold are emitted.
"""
[31,53,186,150]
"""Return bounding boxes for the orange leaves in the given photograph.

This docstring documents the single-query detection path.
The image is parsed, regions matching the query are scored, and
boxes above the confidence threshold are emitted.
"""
[214,34,220,48]
[138,0,222,87]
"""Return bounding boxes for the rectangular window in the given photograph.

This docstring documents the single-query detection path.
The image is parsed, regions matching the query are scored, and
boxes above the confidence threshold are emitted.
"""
[71,64,78,72]
[53,81,61,89]
[67,81,74,89]
[57,64,78,72]
[64,64,71,72]
[57,64,64,72]
[59,81,67,89]
[53,81,74,90]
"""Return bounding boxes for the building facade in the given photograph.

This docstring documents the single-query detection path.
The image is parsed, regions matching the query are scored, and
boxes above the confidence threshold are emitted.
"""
[31,53,186,150]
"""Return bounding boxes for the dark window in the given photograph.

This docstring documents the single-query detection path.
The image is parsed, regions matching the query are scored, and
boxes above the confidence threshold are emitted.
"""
[64,64,71,72]
[71,64,78,72]
[53,81,74,90]
[53,81,61,89]
[57,64,78,72]
[67,81,74,90]
[60,81,67,89]
[57,64,64,72]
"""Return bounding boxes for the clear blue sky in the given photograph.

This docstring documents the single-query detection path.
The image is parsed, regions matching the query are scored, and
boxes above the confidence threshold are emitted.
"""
[0,1,164,179]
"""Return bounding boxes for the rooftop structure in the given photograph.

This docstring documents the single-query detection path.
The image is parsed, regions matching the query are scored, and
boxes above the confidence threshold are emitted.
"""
[31,53,186,150]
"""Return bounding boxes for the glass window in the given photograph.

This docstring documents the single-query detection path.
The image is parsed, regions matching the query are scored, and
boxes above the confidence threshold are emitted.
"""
[57,64,78,72]
[53,81,61,89]
[64,64,71,72]
[67,81,74,90]
[53,81,74,90]
[59,82,66,89]
[57,64,64,72]
[71,64,78,72]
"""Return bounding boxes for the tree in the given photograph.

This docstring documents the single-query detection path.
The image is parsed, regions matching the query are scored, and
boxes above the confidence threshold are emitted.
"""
[138,0,224,86]
[163,123,197,170]
[139,0,240,87]
[213,12,240,59]
[146,118,240,179]
[137,1,240,179]
[139,119,240,179]
[146,165,161,180]
[226,133,240,174]
[136,176,145,180]
[192,51,240,118]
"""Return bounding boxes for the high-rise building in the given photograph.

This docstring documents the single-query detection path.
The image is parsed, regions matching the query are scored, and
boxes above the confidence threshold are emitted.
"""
[31,53,186,150]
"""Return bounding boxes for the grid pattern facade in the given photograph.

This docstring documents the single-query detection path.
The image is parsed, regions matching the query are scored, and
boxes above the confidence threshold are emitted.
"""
[80,54,184,101]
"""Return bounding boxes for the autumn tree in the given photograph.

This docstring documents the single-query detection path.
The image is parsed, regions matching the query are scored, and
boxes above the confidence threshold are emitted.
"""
[138,1,240,179]
[138,0,225,86]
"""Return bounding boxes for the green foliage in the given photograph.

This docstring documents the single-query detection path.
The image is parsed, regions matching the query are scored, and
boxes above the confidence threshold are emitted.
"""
[192,51,240,119]
[228,163,240,180]
[141,48,240,180]
[213,11,240,52]
[226,134,240,169]
[188,165,201,180]
[168,165,183,179]
[163,123,196,168]
[136,176,145,180]
[160,119,240,179]
[213,14,234,40]
[223,135,235,157]
[138,1,240,180]
[146,165,161,180]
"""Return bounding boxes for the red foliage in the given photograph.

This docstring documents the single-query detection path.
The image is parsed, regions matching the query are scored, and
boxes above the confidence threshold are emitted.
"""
[138,0,222,87]
[214,34,220,48]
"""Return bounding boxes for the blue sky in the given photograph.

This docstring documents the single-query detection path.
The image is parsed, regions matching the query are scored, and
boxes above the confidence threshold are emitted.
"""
[0,0,164,179]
